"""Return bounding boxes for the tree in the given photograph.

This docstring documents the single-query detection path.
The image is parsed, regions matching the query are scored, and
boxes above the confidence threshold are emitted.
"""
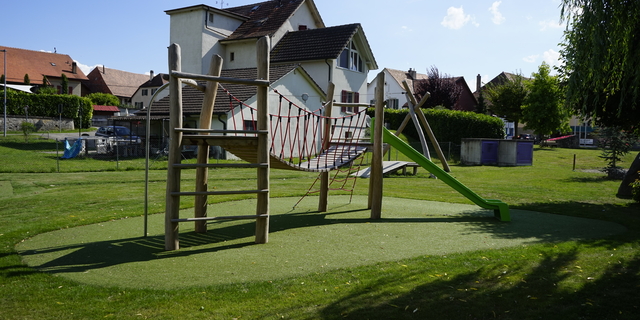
[561,0,640,197]
[42,75,49,86]
[23,74,30,85]
[475,91,487,114]
[522,62,571,138]
[0,74,4,83]
[61,74,68,94]
[86,92,120,107]
[560,0,640,131]
[413,66,462,109]
[596,127,639,179]
[484,72,528,137]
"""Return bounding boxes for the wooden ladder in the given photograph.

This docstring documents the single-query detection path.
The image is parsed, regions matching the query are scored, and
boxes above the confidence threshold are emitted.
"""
[164,37,271,251]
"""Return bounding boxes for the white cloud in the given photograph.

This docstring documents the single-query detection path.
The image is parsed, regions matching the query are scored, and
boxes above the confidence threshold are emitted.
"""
[523,55,539,63]
[539,19,564,31]
[75,61,102,75]
[489,1,505,25]
[543,49,561,68]
[441,6,472,30]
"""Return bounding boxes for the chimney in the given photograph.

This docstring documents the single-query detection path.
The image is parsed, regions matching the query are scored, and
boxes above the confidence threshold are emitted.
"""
[71,62,77,74]
[408,68,417,80]
[476,74,481,92]
[149,70,154,81]
[102,65,106,74]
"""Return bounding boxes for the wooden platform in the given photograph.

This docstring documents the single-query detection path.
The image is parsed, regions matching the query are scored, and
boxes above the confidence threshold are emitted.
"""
[351,161,419,178]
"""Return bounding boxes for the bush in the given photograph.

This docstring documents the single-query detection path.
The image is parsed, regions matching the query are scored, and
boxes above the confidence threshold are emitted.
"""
[369,108,505,145]
[21,121,36,142]
[1,89,93,128]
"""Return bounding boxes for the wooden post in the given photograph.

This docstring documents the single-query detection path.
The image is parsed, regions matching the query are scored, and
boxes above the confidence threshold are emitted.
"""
[402,81,451,172]
[318,82,335,212]
[194,55,223,233]
[402,80,431,160]
[255,37,270,244]
[369,72,384,218]
[165,44,183,251]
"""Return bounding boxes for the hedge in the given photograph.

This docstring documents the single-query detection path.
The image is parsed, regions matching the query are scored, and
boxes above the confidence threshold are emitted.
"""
[1,90,93,128]
[368,108,505,145]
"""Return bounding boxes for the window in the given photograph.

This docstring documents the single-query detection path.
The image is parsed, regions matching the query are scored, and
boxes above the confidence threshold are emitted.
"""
[208,12,214,23]
[243,120,257,131]
[230,52,235,61]
[387,98,399,109]
[57,86,62,94]
[151,88,157,95]
[340,90,359,113]
[298,24,307,31]
[135,102,144,108]
[338,40,364,72]
[68,87,73,95]
[142,89,148,96]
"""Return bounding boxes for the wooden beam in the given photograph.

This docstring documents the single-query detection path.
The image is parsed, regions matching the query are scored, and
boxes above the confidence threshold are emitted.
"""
[369,72,385,219]
[165,44,182,251]
[255,36,270,244]
[318,82,335,212]
[194,54,223,233]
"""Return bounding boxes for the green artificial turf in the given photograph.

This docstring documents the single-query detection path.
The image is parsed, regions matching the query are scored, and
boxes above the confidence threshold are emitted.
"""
[17,195,625,290]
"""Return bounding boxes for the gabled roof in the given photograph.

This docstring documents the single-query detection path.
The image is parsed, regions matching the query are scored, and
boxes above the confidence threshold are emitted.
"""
[222,0,324,41]
[384,68,428,91]
[93,105,120,112]
[86,67,150,98]
[139,73,168,88]
[271,23,357,62]
[149,64,314,115]
[0,46,88,84]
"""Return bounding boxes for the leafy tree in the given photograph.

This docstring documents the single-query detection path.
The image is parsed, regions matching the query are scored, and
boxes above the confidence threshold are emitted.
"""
[61,74,68,94]
[37,86,57,95]
[522,62,571,138]
[21,121,36,143]
[560,0,640,130]
[596,127,638,179]
[484,72,528,137]
[0,74,4,83]
[476,91,487,114]
[23,74,30,85]
[85,92,120,107]
[42,75,49,86]
[413,66,462,109]
[560,0,640,195]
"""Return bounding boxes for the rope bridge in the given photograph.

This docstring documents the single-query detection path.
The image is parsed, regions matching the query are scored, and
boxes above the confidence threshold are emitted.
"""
[181,85,371,173]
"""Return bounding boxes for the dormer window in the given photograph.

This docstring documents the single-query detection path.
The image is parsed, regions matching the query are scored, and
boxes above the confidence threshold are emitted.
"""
[338,40,363,73]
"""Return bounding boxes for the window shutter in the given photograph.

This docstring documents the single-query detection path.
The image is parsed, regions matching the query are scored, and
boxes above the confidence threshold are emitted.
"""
[354,92,360,112]
[341,90,348,112]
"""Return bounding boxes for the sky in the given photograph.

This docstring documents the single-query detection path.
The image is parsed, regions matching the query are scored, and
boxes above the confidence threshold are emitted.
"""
[2,0,567,92]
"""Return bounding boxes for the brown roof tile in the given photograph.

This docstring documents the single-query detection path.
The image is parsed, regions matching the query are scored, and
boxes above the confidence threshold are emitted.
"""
[270,23,360,62]
[223,0,305,41]
[86,67,150,98]
[0,46,88,84]
[149,64,303,115]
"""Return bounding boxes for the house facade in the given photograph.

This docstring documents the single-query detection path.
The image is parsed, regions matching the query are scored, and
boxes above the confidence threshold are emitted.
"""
[130,71,169,110]
[367,67,476,111]
[165,0,377,114]
[85,67,150,107]
[0,45,88,96]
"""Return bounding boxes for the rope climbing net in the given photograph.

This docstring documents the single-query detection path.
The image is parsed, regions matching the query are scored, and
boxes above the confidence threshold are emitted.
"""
[219,85,371,203]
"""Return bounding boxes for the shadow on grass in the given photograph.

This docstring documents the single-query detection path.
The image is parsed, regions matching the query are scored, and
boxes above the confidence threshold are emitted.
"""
[316,248,640,319]
[15,199,634,278]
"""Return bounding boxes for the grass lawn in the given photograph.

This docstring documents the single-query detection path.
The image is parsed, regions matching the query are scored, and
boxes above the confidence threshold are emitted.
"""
[1,135,639,319]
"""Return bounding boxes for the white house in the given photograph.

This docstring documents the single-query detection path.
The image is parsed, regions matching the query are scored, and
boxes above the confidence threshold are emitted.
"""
[164,0,377,114]
[146,0,377,158]
[130,71,169,110]
[366,68,427,110]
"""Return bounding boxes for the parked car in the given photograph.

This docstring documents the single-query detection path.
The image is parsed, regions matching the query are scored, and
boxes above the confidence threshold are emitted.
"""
[95,126,141,144]
[516,133,534,140]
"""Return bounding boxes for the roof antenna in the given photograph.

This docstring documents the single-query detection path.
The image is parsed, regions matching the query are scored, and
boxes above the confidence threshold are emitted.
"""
[216,0,226,8]
[54,47,57,53]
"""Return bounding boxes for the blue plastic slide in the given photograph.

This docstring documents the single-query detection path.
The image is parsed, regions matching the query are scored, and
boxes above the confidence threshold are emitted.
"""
[382,127,510,221]
[61,138,83,159]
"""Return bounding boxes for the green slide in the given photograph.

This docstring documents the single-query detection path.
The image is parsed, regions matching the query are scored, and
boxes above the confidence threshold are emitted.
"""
[382,127,510,222]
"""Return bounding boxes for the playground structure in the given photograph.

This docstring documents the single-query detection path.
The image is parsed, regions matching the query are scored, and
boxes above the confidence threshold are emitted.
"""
[163,37,510,251]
